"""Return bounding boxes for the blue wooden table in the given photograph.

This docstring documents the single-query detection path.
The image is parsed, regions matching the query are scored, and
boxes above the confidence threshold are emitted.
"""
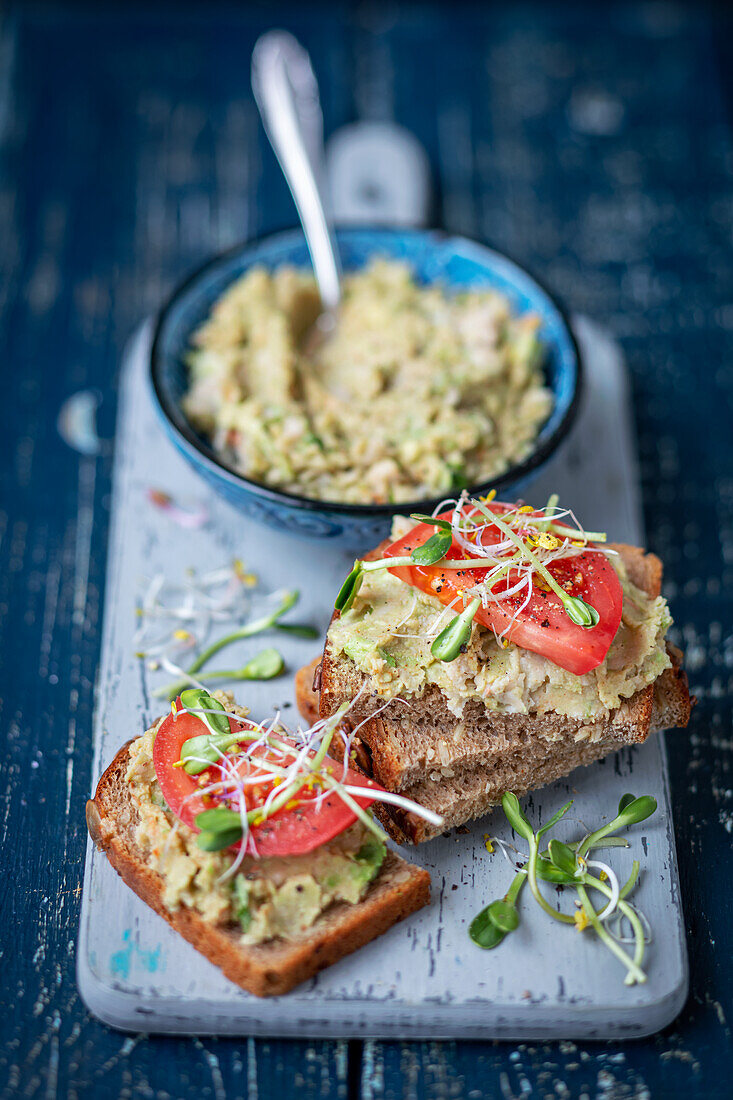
[2,2,731,1096]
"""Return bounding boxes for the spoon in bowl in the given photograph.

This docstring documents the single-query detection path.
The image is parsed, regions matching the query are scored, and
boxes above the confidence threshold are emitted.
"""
[251,30,342,342]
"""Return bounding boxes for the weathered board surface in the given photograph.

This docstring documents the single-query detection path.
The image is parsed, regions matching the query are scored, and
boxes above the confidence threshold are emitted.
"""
[78,316,687,1039]
[4,3,733,1097]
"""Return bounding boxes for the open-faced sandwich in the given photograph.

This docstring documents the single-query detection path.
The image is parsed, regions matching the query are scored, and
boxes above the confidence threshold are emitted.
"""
[86,689,433,996]
[308,493,693,843]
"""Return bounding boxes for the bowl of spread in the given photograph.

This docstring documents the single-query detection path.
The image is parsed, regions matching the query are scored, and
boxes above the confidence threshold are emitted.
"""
[150,226,581,544]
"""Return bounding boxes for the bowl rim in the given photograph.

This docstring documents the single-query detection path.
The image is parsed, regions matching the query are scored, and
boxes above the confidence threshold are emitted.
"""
[150,224,583,517]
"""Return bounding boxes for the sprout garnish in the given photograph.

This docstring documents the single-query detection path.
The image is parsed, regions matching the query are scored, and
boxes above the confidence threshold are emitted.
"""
[170,689,444,854]
[179,688,230,736]
[410,527,453,566]
[430,596,482,661]
[334,562,364,613]
[154,589,300,699]
[471,792,657,985]
[333,494,606,659]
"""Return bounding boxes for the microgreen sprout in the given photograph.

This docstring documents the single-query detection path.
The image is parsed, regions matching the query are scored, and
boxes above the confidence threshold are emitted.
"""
[153,590,299,699]
[470,502,600,630]
[430,597,482,661]
[179,688,230,737]
[563,596,600,628]
[170,692,445,856]
[411,528,453,566]
[194,648,285,684]
[334,562,364,613]
[409,514,452,531]
[470,791,658,986]
[332,492,608,660]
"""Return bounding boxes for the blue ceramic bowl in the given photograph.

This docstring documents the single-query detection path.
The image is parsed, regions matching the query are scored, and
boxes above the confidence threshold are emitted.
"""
[151,227,581,545]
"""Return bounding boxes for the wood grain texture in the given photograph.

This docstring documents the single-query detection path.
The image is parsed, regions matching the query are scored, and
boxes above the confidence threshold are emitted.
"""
[1,1,731,1097]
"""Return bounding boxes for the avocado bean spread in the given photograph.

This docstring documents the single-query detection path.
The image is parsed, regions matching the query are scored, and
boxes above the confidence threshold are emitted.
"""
[182,260,552,504]
[124,696,385,945]
[327,526,672,724]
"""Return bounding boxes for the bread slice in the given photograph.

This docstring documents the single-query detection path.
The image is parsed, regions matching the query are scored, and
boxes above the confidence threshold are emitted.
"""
[320,544,671,791]
[86,741,431,997]
[306,542,692,843]
[297,650,691,844]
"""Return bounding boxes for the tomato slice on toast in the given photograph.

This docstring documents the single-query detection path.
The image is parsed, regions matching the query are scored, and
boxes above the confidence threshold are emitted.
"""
[152,705,382,856]
[384,504,622,675]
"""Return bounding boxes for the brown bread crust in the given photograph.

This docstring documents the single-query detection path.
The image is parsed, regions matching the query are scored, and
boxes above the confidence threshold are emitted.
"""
[87,741,430,997]
[324,654,690,844]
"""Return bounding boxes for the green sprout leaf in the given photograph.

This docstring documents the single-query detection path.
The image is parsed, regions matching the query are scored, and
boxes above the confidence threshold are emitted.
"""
[195,807,241,831]
[411,529,452,566]
[536,799,574,839]
[535,858,576,885]
[487,899,520,933]
[186,649,287,688]
[194,806,244,850]
[618,792,636,815]
[334,562,364,613]
[563,595,600,628]
[431,596,481,662]
[274,623,320,639]
[548,838,577,877]
[501,792,534,843]
[182,731,240,775]
[196,827,243,852]
[179,688,230,736]
[409,514,452,531]
[235,647,284,680]
[615,795,657,828]
[469,906,507,949]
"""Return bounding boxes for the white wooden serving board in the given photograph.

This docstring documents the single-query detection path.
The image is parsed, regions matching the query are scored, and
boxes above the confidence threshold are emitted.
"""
[77,317,688,1039]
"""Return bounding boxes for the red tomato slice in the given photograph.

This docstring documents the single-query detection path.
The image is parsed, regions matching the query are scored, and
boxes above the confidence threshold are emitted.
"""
[384,504,623,676]
[152,705,383,857]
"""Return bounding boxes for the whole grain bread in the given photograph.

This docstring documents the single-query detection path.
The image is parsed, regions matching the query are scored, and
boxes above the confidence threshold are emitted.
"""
[87,741,430,997]
[299,650,691,844]
[319,544,690,791]
[304,541,692,843]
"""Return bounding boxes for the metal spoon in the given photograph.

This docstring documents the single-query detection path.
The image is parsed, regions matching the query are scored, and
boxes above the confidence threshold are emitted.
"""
[251,30,342,335]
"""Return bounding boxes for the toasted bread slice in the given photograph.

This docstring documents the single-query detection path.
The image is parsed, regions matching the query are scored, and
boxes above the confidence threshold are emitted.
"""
[305,541,692,843]
[297,649,692,844]
[86,741,430,996]
[319,544,689,792]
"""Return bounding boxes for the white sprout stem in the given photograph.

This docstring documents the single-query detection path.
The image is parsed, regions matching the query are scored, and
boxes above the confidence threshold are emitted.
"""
[488,836,522,870]
[583,858,621,921]
[320,775,387,843]
[341,785,444,827]
[582,874,649,984]
[160,658,210,693]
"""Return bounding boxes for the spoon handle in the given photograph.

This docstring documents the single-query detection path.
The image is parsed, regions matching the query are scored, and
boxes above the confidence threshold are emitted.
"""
[251,31,342,311]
